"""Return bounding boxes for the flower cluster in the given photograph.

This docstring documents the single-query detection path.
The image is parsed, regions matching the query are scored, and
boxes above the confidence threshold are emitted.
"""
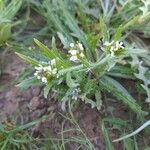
[69,42,85,62]
[34,42,85,84]
[104,40,124,56]
[71,88,81,100]
[34,59,57,84]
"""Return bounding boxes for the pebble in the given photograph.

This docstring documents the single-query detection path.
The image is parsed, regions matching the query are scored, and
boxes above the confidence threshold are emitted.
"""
[32,88,41,96]
[29,97,41,111]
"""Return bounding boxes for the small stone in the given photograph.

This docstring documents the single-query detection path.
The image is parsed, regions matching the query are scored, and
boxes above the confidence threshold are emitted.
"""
[47,105,56,112]
[29,97,40,111]
[32,88,41,96]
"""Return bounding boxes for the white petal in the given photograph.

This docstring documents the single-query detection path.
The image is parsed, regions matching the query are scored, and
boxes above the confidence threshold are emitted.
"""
[70,56,78,62]
[104,41,114,46]
[119,42,124,49]
[70,43,75,48]
[119,41,123,46]
[116,41,124,49]
[35,66,42,71]
[51,59,56,66]
[34,72,38,76]
[41,77,47,83]
[110,46,114,52]
[43,67,47,71]
[52,68,57,74]
[80,52,84,58]
[78,43,84,51]
[104,41,109,46]
[110,51,115,57]
[47,66,52,71]
[115,41,119,48]
[37,76,41,79]
[69,50,77,55]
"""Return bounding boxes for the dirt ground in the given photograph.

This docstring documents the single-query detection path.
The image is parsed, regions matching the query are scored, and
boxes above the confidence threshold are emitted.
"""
[0,52,136,149]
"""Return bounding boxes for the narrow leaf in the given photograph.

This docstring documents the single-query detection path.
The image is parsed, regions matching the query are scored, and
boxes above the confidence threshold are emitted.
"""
[15,52,39,66]
[100,17,109,41]
[66,72,79,88]
[44,82,53,98]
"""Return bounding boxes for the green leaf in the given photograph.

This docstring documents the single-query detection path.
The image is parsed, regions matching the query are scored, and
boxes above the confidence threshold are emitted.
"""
[81,95,97,109]
[100,17,109,42]
[1,0,22,20]
[113,25,123,41]
[44,82,53,98]
[95,91,102,110]
[123,138,134,150]
[86,33,100,61]
[34,38,60,59]
[83,79,98,94]
[123,16,139,30]
[66,72,79,88]
[99,76,147,116]
[101,119,114,150]
[103,117,128,131]
[107,65,134,79]
[15,52,39,66]
[16,77,41,90]
[11,116,48,133]
[57,32,69,48]
[134,63,150,102]
[0,23,11,44]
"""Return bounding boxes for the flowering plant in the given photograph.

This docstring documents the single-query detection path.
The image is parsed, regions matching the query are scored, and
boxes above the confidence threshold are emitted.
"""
[16,18,148,116]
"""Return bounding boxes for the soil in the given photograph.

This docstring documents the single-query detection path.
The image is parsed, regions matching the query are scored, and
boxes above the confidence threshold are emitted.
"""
[0,52,139,149]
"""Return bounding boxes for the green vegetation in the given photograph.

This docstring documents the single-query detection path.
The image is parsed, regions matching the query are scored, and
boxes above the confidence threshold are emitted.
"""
[0,0,150,149]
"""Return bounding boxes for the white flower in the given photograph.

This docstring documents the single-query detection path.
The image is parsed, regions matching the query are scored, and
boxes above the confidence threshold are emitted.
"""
[110,51,114,57]
[116,41,119,47]
[68,42,85,62]
[112,41,124,52]
[41,77,47,83]
[35,64,42,71]
[52,68,57,74]
[43,66,47,71]
[34,72,38,76]
[110,46,114,52]
[78,43,84,51]
[70,43,75,48]
[56,74,60,78]
[72,95,78,100]
[70,55,78,62]
[34,59,60,84]
[119,42,124,49]
[104,40,114,46]
[69,50,77,55]
[104,41,109,46]
[110,46,115,57]
[104,40,124,56]
[80,52,84,58]
[51,59,56,66]
[37,76,41,79]
[47,66,52,72]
